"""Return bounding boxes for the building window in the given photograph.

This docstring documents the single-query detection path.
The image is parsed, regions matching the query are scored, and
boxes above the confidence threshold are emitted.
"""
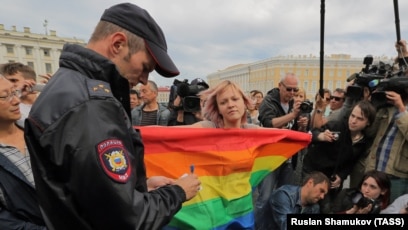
[6,45,14,54]
[280,70,284,77]
[305,69,309,77]
[43,49,50,57]
[25,46,33,55]
[311,81,317,94]
[27,62,34,69]
[328,81,333,91]
[45,63,52,73]
[269,80,274,90]
[303,81,309,92]
[336,81,342,89]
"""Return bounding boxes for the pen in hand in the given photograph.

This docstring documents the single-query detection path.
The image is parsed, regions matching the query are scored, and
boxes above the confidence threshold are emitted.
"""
[190,164,195,174]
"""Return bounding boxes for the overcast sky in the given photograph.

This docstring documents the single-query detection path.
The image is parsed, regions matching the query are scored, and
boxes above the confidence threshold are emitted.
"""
[1,0,407,86]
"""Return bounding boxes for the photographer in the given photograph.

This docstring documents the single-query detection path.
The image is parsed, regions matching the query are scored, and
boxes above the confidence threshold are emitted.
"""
[365,39,408,203]
[292,88,312,132]
[302,100,376,213]
[0,62,51,127]
[167,78,209,125]
[312,88,346,129]
[332,170,390,214]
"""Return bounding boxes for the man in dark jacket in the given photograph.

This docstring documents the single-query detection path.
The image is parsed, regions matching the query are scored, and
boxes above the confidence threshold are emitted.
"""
[254,73,303,227]
[24,3,200,230]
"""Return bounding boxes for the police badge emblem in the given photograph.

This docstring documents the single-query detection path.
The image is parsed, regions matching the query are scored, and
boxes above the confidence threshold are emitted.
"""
[97,139,132,183]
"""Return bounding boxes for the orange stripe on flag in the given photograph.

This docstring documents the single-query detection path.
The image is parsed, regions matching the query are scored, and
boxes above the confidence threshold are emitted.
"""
[136,127,311,229]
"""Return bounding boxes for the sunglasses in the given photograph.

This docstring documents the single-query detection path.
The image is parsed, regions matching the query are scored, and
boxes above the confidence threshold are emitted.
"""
[330,96,344,101]
[280,82,299,92]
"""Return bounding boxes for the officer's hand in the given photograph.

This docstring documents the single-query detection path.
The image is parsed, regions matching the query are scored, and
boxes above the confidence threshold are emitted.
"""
[147,176,175,191]
[175,174,201,201]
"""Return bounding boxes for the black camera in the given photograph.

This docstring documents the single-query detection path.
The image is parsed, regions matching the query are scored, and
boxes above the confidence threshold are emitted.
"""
[346,55,390,100]
[350,190,381,214]
[370,76,408,108]
[168,79,188,109]
[168,78,209,113]
[177,83,207,112]
[299,99,313,114]
[347,55,408,108]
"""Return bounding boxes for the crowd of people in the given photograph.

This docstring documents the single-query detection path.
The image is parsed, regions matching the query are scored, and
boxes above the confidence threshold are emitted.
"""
[0,2,407,230]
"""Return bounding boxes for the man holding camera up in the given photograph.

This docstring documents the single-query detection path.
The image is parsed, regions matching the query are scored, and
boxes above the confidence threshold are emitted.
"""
[365,39,408,203]
[0,63,50,127]
[168,78,209,125]
[312,88,346,129]
[255,73,304,228]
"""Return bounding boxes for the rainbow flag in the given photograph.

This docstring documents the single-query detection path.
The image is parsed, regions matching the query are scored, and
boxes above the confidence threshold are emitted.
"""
[138,127,311,230]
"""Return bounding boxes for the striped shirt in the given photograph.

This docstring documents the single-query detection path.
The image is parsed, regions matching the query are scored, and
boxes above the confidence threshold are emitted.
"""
[375,108,406,172]
[140,110,158,126]
[0,144,35,186]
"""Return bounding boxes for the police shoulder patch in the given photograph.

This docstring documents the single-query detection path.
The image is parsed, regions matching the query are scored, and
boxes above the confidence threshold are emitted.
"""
[96,139,132,183]
[87,79,113,98]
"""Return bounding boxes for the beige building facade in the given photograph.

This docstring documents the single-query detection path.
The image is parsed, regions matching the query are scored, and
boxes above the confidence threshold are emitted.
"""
[206,54,394,100]
[157,86,170,104]
[0,24,86,81]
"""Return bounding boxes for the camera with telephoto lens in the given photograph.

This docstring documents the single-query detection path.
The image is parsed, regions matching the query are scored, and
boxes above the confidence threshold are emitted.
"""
[168,79,188,109]
[299,99,313,114]
[347,55,408,108]
[168,78,208,113]
[350,190,381,214]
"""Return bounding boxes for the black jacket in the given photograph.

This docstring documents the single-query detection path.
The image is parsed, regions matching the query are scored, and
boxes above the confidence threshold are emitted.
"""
[24,44,186,230]
[303,116,371,181]
[258,88,294,128]
[0,152,46,230]
[259,88,305,169]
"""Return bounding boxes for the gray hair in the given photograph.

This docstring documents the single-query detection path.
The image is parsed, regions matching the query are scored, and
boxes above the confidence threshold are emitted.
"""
[279,72,299,83]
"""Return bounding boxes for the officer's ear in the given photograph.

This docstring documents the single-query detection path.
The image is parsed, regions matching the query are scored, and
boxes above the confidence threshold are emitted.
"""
[110,32,127,55]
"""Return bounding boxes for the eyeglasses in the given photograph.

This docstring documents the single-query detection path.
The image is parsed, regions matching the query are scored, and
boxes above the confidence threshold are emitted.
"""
[280,82,299,92]
[324,97,331,102]
[330,96,344,102]
[0,90,21,102]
